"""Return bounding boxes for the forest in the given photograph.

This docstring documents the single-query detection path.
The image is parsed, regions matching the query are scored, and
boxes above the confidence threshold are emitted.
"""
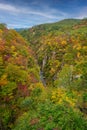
[0,18,87,130]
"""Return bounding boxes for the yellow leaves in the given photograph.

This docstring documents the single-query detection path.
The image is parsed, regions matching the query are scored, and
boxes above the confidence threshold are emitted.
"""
[77,52,80,58]
[11,45,16,51]
[9,95,14,99]
[29,82,44,91]
[54,60,60,68]
[0,29,3,37]
[0,56,3,64]
[12,52,18,57]
[51,88,77,107]
[82,46,87,53]
[50,68,55,74]
[64,96,76,107]
[0,40,5,52]
[35,82,44,89]
[61,40,67,45]
[73,45,77,49]
[47,41,51,45]
[0,74,8,86]
[73,44,81,51]
[83,46,87,50]
[76,45,81,50]
[51,88,66,104]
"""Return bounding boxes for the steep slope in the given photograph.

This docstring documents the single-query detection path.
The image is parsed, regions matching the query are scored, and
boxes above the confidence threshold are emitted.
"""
[19,19,87,87]
[13,19,87,130]
[1,19,87,130]
[0,24,42,129]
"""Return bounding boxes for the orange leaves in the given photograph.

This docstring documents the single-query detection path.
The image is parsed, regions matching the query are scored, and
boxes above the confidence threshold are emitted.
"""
[0,40,5,52]
[0,27,40,98]
[14,55,28,66]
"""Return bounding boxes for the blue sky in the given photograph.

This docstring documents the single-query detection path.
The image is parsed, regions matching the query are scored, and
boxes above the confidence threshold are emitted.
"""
[0,0,87,28]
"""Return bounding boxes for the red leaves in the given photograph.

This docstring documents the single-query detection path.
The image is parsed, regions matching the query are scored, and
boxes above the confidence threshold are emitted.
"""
[30,73,38,83]
[3,54,11,61]
[30,118,39,126]
[18,84,29,97]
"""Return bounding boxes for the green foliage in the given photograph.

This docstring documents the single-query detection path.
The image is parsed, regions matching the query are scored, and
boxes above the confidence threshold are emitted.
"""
[19,18,87,86]
[20,97,34,108]
[0,19,87,130]
[6,63,28,83]
[82,92,87,102]
[13,101,87,130]
[0,23,7,29]
[0,25,40,130]
[1,82,17,96]
[0,106,12,129]
[0,56,4,76]
[55,65,73,87]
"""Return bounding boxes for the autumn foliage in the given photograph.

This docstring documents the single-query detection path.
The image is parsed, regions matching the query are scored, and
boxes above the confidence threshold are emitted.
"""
[0,19,87,130]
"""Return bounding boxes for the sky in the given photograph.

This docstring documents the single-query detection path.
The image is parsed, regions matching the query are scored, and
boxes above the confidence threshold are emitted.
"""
[0,0,87,28]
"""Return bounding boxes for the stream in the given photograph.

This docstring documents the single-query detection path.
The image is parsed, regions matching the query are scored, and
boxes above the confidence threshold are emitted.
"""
[40,70,46,87]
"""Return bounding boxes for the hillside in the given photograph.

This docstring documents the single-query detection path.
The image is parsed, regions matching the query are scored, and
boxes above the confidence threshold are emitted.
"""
[0,19,87,130]
[16,19,87,130]
[19,18,87,86]
[19,19,81,41]
[0,24,42,129]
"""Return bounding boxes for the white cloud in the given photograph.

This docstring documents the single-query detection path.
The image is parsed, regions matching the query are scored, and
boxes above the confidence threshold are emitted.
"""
[0,1,87,28]
[0,3,18,12]
[0,3,67,19]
